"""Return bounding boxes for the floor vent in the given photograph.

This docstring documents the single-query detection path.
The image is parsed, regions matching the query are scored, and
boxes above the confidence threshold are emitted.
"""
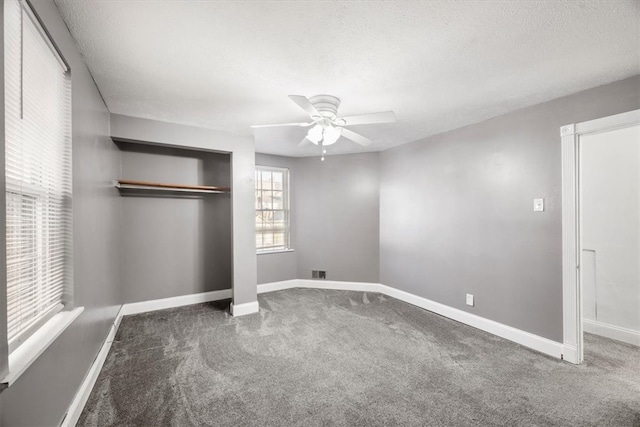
[312,270,326,280]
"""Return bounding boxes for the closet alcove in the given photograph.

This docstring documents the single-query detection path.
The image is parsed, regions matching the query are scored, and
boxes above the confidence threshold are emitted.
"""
[114,140,232,304]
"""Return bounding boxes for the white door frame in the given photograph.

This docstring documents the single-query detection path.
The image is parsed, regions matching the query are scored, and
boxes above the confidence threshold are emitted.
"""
[560,109,640,364]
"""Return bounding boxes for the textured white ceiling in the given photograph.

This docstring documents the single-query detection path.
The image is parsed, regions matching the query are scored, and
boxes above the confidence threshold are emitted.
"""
[54,0,640,157]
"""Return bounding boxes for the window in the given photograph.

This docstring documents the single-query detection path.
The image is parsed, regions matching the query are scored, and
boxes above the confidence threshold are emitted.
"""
[4,0,73,351]
[255,166,290,252]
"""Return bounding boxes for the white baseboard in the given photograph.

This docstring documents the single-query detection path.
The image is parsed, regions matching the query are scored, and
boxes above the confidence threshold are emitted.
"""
[379,284,564,359]
[258,279,383,293]
[297,279,384,293]
[62,307,123,427]
[257,279,299,294]
[257,279,564,360]
[120,289,232,316]
[230,301,260,317]
[562,344,579,364]
[584,319,640,347]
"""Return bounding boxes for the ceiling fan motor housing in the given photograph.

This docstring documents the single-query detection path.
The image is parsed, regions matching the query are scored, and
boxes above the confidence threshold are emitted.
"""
[309,94,341,121]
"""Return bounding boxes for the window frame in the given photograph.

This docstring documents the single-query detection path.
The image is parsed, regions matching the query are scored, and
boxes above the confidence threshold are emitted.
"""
[1,0,82,389]
[5,182,65,353]
[255,165,291,254]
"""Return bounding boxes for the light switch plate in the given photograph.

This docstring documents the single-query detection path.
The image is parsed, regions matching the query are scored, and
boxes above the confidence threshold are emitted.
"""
[533,198,544,212]
[466,294,474,307]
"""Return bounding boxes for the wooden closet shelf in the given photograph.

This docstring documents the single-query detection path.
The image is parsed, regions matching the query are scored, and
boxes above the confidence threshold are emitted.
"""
[115,179,230,194]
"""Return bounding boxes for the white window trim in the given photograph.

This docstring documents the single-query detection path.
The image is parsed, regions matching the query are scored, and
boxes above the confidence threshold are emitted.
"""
[257,248,295,255]
[6,178,60,354]
[1,307,83,388]
[8,303,63,353]
[256,165,292,254]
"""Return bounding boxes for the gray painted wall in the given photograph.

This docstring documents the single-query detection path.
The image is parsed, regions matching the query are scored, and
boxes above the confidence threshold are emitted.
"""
[255,154,297,284]
[110,114,258,306]
[118,142,231,303]
[380,75,640,343]
[257,251,297,284]
[0,3,635,423]
[255,152,382,285]
[295,153,380,283]
[0,1,122,425]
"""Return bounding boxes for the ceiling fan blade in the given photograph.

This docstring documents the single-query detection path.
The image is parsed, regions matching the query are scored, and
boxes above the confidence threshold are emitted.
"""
[337,111,395,126]
[251,122,313,129]
[341,128,372,147]
[289,95,322,119]
[298,137,312,147]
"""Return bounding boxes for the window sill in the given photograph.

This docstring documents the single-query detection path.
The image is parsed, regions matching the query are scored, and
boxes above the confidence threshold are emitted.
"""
[1,307,84,390]
[257,249,295,255]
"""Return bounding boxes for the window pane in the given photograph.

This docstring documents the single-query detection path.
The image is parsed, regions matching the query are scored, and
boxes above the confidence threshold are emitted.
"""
[272,172,283,190]
[273,219,285,230]
[255,166,289,251]
[255,190,261,210]
[272,191,283,209]
[255,212,263,231]
[261,190,272,210]
[262,172,272,190]
[5,0,72,345]
[274,233,284,246]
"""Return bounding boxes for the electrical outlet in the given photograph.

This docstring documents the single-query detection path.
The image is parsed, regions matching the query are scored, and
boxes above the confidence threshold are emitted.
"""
[466,294,474,307]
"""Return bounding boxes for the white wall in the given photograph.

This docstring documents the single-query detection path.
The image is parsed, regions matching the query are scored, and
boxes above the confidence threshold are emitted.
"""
[582,124,640,337]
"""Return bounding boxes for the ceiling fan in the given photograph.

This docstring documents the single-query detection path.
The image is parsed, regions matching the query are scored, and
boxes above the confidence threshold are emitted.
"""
[251,95,395,160]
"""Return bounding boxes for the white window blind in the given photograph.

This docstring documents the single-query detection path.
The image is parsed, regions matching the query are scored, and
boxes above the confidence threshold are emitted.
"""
[4,0,72,349]
[255,166,290,252]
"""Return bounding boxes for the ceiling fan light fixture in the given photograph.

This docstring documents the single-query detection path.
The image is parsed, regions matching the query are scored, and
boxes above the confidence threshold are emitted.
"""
[257,94,395,155]
[306,124,323,144]
[322,126,342,146]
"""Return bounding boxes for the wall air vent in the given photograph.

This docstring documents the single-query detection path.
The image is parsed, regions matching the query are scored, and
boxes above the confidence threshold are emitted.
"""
[312,270,326,280]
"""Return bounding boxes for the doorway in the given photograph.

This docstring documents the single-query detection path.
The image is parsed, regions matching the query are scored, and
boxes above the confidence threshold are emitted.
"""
[561,109,640,365]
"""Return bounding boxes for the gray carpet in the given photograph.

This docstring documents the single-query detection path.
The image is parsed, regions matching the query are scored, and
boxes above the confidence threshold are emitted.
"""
[78,288,640,426]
